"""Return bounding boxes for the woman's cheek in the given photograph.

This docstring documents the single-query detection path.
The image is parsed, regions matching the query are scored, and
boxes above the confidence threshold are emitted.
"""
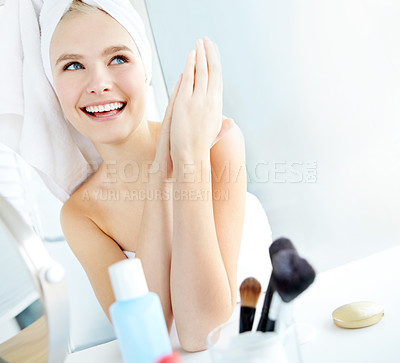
[116,68,146,95]
[54,79,79,115]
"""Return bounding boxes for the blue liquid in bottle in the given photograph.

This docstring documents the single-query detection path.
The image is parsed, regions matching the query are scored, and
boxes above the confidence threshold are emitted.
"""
[109,259,172,363]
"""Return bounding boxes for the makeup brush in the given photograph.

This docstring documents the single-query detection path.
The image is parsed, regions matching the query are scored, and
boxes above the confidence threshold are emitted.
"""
[269,237,296,259]
[264,250,316,332]
[239,277,262,333]
[272,249,316,303]
[256,237,296,332]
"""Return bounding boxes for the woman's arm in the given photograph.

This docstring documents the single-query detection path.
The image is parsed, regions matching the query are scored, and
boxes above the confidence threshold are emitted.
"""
[60,184,175,328]
[170,124,246,351]
[134,179,174,329]
[61,184,175,331]
[60,200,128,321]
[133,74,183,330]
[169,37,247,351]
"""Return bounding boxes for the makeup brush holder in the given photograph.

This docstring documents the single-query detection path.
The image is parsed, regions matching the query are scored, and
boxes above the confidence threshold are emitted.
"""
[206,318,302,363]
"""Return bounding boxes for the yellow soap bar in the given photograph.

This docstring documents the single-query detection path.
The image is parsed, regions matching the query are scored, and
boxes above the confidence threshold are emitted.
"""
[332,301,384,329]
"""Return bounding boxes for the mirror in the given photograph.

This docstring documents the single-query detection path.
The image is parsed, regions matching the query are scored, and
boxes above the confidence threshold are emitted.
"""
[0,195,69,363]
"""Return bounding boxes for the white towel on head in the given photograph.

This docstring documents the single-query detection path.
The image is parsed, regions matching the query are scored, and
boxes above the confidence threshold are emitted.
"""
[0,0,152,202]
[40,0,152,86]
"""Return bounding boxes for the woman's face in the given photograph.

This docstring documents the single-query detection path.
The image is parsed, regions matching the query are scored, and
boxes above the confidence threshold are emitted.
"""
[50,8,147,145]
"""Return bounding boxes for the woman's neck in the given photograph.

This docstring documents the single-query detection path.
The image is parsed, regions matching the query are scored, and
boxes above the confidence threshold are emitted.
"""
[93,119,158,184]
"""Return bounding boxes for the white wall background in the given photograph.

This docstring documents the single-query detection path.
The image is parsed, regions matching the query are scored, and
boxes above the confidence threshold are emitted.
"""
[146,0,400,271]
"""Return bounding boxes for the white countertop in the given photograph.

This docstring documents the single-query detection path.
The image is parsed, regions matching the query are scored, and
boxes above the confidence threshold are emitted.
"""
[66,244,400,363]
[294,244,400,363]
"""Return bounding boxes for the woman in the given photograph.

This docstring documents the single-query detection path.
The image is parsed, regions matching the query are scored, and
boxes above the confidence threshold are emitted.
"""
[49,0,246,351]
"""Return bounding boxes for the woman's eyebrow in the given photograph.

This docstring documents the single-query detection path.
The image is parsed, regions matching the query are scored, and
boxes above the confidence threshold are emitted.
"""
[55,45,133,66]
[55,53,82,66]
[102,45,133,56]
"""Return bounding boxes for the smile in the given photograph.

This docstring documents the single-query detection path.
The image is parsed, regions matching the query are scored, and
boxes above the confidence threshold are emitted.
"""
[81,102,126,119]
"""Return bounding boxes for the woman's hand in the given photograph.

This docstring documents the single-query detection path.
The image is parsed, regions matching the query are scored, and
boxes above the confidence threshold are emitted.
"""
[149,74,183,182]
[170,37,226,161]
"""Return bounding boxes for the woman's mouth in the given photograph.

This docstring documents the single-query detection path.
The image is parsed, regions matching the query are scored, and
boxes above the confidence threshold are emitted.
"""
[81,102,127,119]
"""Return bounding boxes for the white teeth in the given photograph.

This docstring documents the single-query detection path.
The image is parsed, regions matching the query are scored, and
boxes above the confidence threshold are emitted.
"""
[85,102,124,113]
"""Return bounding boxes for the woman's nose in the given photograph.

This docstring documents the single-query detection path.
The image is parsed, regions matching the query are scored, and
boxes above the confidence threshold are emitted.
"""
[85,67,112,95]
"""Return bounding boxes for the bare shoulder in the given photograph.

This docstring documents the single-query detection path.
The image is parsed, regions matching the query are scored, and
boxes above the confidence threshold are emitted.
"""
[60,185,91,225]
[60,180,125,264]
[60,182,127,317]
[59,183,102,248]
[211,122,245,163]
[210,122,246,181]
[60,171,106,222]
[210,122,247,211]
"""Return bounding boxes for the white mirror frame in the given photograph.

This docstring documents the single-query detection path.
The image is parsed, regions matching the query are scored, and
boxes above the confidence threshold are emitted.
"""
[0,196,69,363]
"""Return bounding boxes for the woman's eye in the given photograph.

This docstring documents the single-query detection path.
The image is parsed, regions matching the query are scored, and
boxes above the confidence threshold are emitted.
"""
[64,62,83,71]
[110,56,128,65]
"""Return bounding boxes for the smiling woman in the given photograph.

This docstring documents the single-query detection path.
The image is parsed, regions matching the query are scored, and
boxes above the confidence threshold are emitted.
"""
[0,0,247,353]
[49,8,148,145]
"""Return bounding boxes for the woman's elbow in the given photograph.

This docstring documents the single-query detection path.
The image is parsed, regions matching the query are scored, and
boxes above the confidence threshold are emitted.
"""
[180,335,207,353]
[178,303,236,352]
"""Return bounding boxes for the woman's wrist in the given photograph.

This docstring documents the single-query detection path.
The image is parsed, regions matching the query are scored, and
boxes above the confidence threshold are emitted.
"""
[172,156,211,185]
[171,146,210,165]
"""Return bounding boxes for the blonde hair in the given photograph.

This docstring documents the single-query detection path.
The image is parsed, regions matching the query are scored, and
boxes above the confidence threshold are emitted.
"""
[61,0,101,20]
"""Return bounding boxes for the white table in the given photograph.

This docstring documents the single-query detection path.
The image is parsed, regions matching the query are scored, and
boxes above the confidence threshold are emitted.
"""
[66,244,400,363]
[294,244,399,363]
